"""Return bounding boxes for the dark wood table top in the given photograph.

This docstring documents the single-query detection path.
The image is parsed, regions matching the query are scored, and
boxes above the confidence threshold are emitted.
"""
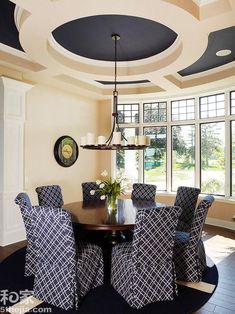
[64,199,163,231]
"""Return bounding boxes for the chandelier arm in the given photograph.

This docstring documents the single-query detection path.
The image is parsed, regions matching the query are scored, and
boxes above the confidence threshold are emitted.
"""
[106,114,116,145]
[81,33,149,150]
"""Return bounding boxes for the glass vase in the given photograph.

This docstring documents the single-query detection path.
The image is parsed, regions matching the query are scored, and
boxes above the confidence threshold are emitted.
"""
[107,194,117,211]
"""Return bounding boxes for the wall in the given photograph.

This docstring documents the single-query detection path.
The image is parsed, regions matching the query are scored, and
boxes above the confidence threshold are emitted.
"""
[120,192,235,230]
[25,84,100,205]
[97,99,112,176]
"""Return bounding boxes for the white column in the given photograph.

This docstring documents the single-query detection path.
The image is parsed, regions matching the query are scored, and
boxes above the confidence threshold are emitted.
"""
[0,76,32,246]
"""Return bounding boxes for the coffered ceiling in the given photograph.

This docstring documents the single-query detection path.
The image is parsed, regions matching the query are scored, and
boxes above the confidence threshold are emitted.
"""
[0,0,234,99]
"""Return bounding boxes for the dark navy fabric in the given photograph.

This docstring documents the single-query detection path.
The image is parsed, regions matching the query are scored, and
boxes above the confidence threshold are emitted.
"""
[173,195,214,282]
[35,185,64,208]
[14,193,37,277]
[174,186,200,232]
[131,183,156,201]
[32,206,104,310]
[82,182,101,200]
[111,206,182,309]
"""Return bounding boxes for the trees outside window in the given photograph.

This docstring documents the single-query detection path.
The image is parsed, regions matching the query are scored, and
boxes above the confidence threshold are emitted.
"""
[144,127,167,190]
[116,128,139,184]
[200,122,225,195]
[171,125,195,191]
[115,90,233,198]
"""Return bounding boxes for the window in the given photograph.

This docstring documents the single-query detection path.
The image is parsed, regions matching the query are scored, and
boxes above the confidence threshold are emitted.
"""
[171,98,195,121]
[200,93,225,118]
[231,91,235,115]
[115,89,234,199]
[116,128,139,184]
[171,125,195,191]
[200,122,225,195]
[232,121,235,196]
[117,103,139,123]
[144,127,167,190]
[143,102,167,122]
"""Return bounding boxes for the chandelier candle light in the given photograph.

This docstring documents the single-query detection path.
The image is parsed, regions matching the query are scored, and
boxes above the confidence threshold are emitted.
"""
[80,34,150,150]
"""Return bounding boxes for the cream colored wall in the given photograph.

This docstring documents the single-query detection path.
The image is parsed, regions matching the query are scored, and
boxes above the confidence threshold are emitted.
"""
[24,84,235,228]
[25,84,100,204]
[121,193,235,228]
[156,194,235,229]
[97,99,112,176]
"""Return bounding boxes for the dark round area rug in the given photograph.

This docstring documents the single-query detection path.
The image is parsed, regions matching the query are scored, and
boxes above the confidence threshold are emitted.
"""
[0,247,218,314]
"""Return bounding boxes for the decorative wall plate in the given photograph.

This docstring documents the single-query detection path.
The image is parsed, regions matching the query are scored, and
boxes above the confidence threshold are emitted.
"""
[54,135,78,167]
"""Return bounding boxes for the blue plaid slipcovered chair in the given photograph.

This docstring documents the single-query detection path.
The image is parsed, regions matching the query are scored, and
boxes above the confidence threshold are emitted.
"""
[14,193,37,277]
[35,184,64,208]
[131,183,156,201]
[32,206,104,310]
[173,195,214,282]
[174,186,200,232]
[111,205,182,309]
[82,182,101,201]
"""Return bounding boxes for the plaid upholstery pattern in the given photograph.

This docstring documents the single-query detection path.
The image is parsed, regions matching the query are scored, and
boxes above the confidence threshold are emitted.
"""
[174,186,200,232]
[131,183,156,201]
[173,195,214,282]
[32,207,104,310]
[82,182,101,200]
[14,193,37,277]
[35,185,64,208]
[111,206,182,309]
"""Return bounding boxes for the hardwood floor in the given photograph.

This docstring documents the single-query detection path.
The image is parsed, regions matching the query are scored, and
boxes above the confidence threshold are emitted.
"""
[195,225,235,314]
[0,225,235,314]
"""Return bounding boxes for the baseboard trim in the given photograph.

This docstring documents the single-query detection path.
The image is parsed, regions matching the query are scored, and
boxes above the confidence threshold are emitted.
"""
[206,217,235,231]
[0,228,26,246]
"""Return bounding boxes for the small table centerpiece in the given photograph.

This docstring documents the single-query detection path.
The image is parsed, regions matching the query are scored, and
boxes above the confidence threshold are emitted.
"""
[90,170,130,211]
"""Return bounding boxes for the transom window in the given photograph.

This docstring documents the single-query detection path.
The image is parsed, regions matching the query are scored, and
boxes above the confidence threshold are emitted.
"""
[200,93,225,118]
[117,103,139,123]
[143,102,167,122]
[171,98,195,121]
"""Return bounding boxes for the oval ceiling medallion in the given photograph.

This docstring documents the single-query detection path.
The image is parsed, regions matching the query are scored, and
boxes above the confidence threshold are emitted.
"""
[52,15,177,62]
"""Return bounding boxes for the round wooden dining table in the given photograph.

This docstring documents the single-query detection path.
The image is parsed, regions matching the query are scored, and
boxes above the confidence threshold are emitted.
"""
[64,199,163,244]
[64,198,161,230]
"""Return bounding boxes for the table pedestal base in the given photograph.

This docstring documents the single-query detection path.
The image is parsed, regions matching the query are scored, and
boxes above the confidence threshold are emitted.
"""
[104,230,126,246]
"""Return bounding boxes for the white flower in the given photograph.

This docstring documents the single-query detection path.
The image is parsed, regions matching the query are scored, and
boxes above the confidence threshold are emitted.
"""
[100,195,106,200]
[101,170,108,177]
[90,190,95,195]
[96,179,101,185]
[99,183,105,188]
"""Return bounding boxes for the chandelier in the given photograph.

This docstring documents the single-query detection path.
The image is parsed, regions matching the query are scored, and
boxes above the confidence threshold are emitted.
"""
[81,34,150,150]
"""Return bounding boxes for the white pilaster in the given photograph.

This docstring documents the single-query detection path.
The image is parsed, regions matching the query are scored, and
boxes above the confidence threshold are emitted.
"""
[0,76,32,246]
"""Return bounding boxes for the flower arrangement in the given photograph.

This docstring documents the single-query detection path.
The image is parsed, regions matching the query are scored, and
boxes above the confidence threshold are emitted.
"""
[90,170,130,210]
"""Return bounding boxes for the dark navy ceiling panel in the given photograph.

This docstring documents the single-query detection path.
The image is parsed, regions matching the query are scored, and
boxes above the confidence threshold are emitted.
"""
[179,26,235,76]
[0,0,23,51]
[96,80,150,85]
[52,15,177,61]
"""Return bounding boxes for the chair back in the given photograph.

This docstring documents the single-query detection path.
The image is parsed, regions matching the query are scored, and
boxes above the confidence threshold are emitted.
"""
[129,206,181,305]
[189,195,214,246]
[174,186,200,232]
[132,206,181,265]
[32,206,77,310]
[14,193,37,276]
[82,182,100,200]
[131,183,156,201]
[35,185,64,207]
